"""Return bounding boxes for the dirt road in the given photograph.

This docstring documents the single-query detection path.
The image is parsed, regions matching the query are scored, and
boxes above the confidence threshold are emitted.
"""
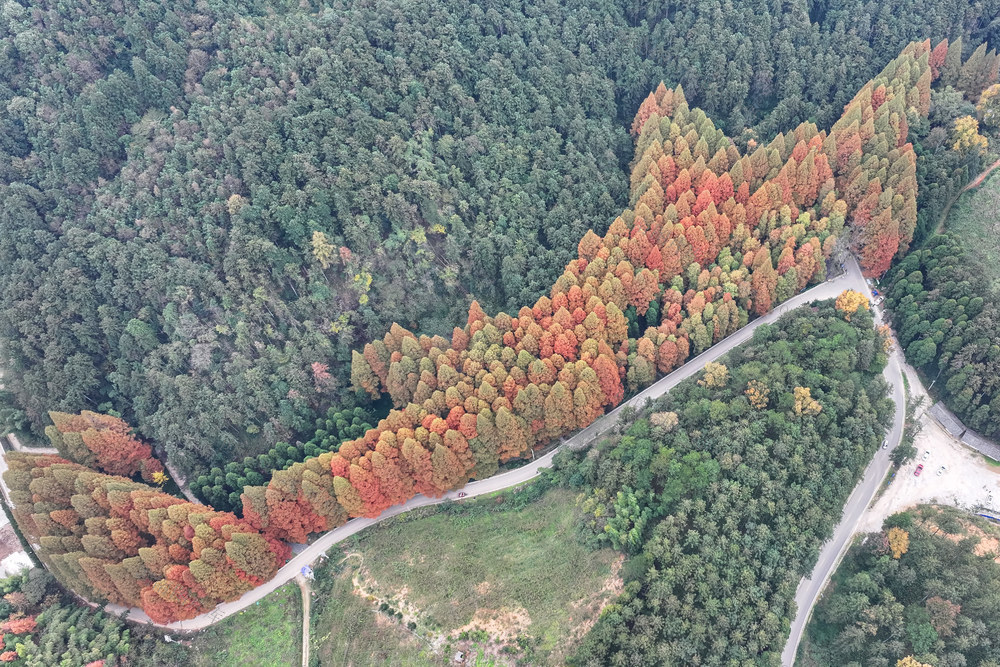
[934,156,1000,233]
[964,157,1000,191]
[295,574,311,667]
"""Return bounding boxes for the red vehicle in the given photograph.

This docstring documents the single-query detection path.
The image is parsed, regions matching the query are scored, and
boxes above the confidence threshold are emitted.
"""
[914,464,924,476]
[457,492,467,498]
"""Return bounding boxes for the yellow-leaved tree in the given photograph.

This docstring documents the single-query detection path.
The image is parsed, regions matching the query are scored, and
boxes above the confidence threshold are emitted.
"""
[977,83,1000,128]
[698,362,729,389]
[888,526,909,559]
[897,656,932,667]
[953,115,988,153]
[877,324,894,352]
[650,411,679,431]
[310,230,336,269]
[793,387,822,416]
[745,380,770,409]
[835,289,869,321]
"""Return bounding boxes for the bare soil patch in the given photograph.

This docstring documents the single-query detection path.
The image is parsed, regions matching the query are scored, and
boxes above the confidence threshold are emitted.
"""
[860,363,1000,533]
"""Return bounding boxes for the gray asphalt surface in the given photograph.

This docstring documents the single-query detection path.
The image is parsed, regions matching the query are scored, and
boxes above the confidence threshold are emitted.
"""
[0,260,891,638]
[779,260,905,666]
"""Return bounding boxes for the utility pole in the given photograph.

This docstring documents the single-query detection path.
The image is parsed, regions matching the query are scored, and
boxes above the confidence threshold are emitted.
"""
[927,365,945,392]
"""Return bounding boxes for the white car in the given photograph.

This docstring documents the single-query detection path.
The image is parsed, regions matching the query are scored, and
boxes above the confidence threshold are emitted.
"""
[882,439,889,450]
[937,466,946,476]
[923,450,931,461]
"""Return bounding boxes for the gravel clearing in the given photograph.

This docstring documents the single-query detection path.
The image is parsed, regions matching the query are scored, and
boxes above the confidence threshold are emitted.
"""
[859,362,1000,532]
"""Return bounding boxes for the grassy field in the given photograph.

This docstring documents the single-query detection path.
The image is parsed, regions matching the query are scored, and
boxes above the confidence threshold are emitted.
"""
[311,560,432,666]
[191,483,618,666]
[945,170,1000,289]
[332,485,621,665]
[188,582,301,667]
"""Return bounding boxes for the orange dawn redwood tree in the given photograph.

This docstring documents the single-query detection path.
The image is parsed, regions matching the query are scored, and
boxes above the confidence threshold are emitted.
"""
[2,453,288,623]
[5,41,951,622]
[45,411,164,483]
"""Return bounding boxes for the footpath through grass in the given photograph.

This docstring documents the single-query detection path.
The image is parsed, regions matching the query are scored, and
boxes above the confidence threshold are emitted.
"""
[189,582,301,667]
[311,561,431,666]
[352,485,619,664]
[945,170,1000,290]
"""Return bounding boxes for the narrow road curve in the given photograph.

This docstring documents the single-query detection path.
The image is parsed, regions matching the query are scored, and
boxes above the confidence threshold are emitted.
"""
[295,574,311,667]
[163,460,202,504]
[780,262,906,666]
[5,432,56,455]
[4,262,873,633]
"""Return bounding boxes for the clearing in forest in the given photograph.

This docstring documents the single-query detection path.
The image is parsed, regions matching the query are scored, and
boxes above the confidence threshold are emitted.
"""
[944,169,1000,290]
[335,486,620,665]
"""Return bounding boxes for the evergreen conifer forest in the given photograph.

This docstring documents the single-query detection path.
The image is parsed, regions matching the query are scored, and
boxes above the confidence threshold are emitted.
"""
[0,0,992,474]
[0,0,999,660]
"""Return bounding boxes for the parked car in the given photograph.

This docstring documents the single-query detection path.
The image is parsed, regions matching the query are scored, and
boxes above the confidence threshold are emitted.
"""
[882,439,889,450]
[937,466,946,476]
[923,450,931,461]
[457,492,467,498]
[915,464,924,476]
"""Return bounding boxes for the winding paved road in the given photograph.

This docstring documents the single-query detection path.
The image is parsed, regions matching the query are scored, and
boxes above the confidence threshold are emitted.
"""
[780,262,906,666]
[1,259,889,638]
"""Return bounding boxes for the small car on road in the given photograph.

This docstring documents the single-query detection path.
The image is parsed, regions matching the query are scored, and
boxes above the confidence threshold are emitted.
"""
[937,466,946,476]
[922,450,930,461]
[914,464,924,476]
[457,492,467,498]
[882,439,888,449]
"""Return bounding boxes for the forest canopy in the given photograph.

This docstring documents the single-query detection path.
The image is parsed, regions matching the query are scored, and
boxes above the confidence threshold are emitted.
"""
[801,506,1000,665]
[0,2,991,633]
[0,567,187,665]
[884,234,1000,439]
[552,300,894,664]
[0,0,997,477]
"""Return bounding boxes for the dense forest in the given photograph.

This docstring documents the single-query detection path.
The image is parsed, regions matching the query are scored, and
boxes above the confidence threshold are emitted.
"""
[801,506,1000,666]
[0,35,973,624]
[1,0,998,477]
[0,567,185,666]
[239,71,858,541]
[884,234,1000,439]
[549,299,893,664]
[882,37,1000,444]
[3,452,288,623]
